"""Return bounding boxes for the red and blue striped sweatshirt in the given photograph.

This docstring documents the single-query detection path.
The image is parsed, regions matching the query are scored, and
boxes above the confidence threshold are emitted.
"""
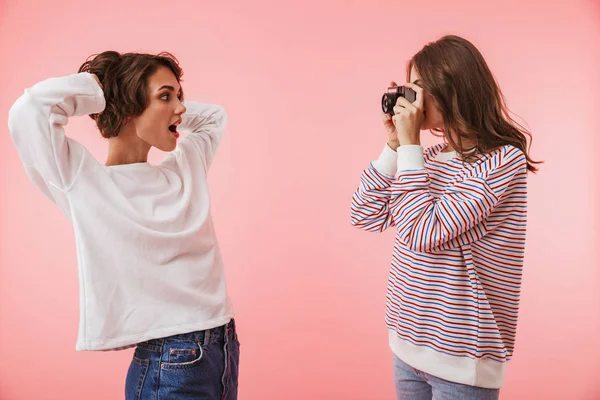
[351,143,528,389]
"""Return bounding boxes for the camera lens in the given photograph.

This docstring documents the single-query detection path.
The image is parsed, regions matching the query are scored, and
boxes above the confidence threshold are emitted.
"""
[382,94,394,114]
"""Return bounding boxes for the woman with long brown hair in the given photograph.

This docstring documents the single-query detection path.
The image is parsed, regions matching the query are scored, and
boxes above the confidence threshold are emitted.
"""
[351,35,539,399]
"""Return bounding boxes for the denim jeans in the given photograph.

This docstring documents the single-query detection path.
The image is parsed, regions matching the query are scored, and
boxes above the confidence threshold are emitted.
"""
[393,355,499,400]
[125,319,240,400]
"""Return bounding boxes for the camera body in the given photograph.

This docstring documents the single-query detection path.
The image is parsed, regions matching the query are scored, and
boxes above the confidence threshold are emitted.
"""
[381,86,417,115]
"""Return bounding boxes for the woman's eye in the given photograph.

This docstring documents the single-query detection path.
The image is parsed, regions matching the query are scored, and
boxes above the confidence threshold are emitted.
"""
[161,94,170,100]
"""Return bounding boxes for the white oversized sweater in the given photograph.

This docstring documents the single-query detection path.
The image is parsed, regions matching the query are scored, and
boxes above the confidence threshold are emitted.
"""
[8,72,234,350]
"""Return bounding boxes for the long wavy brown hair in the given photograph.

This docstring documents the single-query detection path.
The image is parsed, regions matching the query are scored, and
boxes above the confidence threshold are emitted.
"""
[78,51,183,138]
[407,35,540,173]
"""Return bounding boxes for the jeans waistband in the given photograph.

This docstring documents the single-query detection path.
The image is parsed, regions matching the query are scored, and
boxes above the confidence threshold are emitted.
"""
[138,319,236,351]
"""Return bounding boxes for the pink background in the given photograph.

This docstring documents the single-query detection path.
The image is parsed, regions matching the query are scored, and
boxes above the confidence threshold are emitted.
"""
[1,0,599,399]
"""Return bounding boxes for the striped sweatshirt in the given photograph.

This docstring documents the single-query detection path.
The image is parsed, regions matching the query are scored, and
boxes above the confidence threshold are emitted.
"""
[350,143,528,389]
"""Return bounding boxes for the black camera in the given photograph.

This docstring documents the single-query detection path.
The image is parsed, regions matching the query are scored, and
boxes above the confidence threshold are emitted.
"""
[381,86,417,115]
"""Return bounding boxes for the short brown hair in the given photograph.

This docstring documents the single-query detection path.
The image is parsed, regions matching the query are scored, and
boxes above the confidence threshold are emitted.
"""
[78,51,184,138]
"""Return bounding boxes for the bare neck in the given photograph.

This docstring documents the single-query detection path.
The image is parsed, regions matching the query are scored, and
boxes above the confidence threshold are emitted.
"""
[105,125,151,166]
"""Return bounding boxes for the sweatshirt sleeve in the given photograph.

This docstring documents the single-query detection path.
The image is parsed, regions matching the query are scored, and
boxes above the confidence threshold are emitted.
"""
[175,101,227,171]
[8,72,105,203]
[390,144,527,252]
[350,143,399,232]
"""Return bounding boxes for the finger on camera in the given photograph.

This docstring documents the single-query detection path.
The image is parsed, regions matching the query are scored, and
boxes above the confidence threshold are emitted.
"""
[395,95,414,108]
[395,104,413,115]
[381,114,392,125]
[404,82,423,95]
[403,83,425,107]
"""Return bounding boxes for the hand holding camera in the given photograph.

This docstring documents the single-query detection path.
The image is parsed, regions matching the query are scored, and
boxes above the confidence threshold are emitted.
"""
[381,81,402,150]
[381,81,424,147]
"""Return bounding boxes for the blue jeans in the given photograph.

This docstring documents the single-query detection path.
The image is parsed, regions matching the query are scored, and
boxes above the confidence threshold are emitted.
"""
[125,319,240,400]
[393,355,499,400]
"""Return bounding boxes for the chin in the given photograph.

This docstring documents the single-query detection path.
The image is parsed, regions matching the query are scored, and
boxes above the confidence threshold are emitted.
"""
[155,141,177,152]
[165,143,177,152]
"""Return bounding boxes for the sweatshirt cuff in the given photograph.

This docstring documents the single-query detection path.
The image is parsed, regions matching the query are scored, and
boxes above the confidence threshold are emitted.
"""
[371,143,398,177]
[82,72,106,112]
[396,145,425,172]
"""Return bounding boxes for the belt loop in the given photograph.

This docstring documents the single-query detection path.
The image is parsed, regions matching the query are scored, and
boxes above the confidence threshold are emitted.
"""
[203,327,211,346]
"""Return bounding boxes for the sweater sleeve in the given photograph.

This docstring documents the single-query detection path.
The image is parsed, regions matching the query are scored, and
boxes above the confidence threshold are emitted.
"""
[350,144,399,232]
[175,101,227,172]
[8,72,105,203]
[390,144,527,252]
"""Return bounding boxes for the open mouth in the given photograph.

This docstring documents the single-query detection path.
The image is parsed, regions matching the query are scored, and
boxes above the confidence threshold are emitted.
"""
[168,124,180,138]
[169,118,182,138]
